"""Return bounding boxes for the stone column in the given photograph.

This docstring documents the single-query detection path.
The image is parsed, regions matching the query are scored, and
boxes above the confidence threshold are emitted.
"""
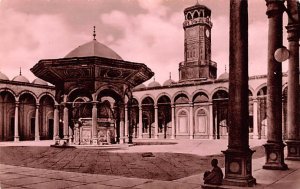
[14,101,19,142]
[209,102,214,140]
[171,104,175,139]
[222,0,256,186]
[189,102,194,139]
[154,105,158,139]
[63,104,69,142]
[253,99,259,139]
[125,104,129,142]
[285,0,300,160]
[35,104,40,141]
[263,0,288,170]
[53,105,59,140]
[119,104,125,144]
[138,106,143,139]
[92,101,98,145]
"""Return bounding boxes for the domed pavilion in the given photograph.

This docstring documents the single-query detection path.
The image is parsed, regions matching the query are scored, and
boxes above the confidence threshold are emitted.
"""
[31,28,154,145]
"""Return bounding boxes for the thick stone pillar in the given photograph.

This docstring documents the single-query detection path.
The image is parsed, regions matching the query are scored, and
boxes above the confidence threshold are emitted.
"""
[189,102,194,139]
[222,0,256,186]
[253,99,259,139]
[285,0,300,160]
[92,101,98,145]
[209,102,214,139]
[35,104,40,141]
[125,104,129,142]
[14,101,19,142]
[53,105,59,140]
[154,105,158,139]
[171,104,175,139]
[263,0,288,170]
[63,104,69,141]
[138,106,143,139]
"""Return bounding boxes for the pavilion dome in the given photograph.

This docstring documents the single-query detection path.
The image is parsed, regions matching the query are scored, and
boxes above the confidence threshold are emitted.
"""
[135,83,146,89]
[65,39,123,60]
[148,79,161,88]
[12,74,30,83]
[0,71,9,80]
[32,78,48,85]
[218,72,229,80]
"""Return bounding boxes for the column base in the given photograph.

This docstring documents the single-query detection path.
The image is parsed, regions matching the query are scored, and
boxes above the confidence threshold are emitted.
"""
[14,136,19,142]
[189,135,194,140]
[35,136,40,141]
[171,135,175,139]
[119,137,125,144]
[286,140,300,161]
[263,142,288,170]
[222,149,256,187]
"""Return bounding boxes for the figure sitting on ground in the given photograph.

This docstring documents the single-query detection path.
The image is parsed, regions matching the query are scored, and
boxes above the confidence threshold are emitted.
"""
[203,159,223,185]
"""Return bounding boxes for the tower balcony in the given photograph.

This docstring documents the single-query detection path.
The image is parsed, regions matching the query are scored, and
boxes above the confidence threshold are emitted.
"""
[183,17,212,28]
[179,60,217,68]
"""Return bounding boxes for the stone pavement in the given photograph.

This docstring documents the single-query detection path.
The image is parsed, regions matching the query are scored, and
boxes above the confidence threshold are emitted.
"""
[0,139,299,188]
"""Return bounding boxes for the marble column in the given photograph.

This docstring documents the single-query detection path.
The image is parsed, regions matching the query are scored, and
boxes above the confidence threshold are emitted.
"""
[222,0,256,186]
[154,105,158,139]
[189,102,194,139]
[14,101,19,142]
[263,0,288,170]
[285,0,300,160]
[125,104,129,142]
[53,105,59,140]
[138,106,143,139]
[35,104,40,141]
[253,99,259,139]
[92,101,98,145]
[119,104,125,144]
[171,104,175,139]
[208,102,214,140]
[63,104,69,142]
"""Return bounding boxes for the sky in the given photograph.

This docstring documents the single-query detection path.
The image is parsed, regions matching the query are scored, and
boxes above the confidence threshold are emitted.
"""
[0,0,293,85]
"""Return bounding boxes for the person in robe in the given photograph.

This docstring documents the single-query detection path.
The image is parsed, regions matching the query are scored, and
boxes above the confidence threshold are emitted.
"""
[203,159,223,185]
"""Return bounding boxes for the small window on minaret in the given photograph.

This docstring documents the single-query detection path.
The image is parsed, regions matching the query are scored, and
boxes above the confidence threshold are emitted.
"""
[194,11,199,19]
[187,13,192,20]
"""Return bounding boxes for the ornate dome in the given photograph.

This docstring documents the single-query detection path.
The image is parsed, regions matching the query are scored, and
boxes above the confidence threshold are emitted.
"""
[0,71,9,80]
[32,78,48,85]
[65,39,123,60]
[135,83,146,89]
[218,72,229,80]
[148,78,161,88]
[12,75,30,83]
[163,73,176,86]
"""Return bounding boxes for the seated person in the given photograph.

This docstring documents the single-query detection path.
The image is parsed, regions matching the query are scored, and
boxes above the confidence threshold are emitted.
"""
[203,159,223,185]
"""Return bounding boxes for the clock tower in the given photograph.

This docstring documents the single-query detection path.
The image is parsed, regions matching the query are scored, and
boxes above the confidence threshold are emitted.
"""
[179,3,217,82]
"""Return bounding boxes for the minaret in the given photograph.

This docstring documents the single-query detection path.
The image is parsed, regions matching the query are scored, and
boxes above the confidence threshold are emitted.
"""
[179,3,217,82]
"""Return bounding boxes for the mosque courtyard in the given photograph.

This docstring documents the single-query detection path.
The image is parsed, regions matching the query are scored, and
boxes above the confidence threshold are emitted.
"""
[0,139,299,188]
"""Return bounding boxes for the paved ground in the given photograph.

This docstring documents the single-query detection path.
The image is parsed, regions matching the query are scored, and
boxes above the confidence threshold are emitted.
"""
[0,139,299,188]
[0,139,265,181]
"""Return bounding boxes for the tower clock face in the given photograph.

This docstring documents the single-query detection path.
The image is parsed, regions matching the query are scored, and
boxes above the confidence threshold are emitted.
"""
[205,29,210,37]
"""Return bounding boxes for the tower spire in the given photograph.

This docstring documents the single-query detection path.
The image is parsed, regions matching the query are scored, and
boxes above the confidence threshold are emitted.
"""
[169,72,171,79]
[19,67,22,75]
[225,65,227,73]
[93,26,96,40]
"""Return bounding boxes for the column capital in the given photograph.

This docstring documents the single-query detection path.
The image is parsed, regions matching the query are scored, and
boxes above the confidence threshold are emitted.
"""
[15,101,19,106]
[171,104,175,108]
[189,102,194,107]
[265,0,285,18]
[154,105,158,109]
[36,103,40,108]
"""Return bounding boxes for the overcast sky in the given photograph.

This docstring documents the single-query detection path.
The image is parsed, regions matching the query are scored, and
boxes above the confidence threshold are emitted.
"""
[0,0,292,84]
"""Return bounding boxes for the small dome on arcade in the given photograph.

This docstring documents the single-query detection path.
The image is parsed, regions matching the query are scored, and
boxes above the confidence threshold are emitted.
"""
[0,71,9,80]
[218,65,229,80]
[32,78,48,85]
[65,26,123,60]
[163,72,176,86]
[135,83,146,89]
[148,77,161,88]
[12,68,30,83]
